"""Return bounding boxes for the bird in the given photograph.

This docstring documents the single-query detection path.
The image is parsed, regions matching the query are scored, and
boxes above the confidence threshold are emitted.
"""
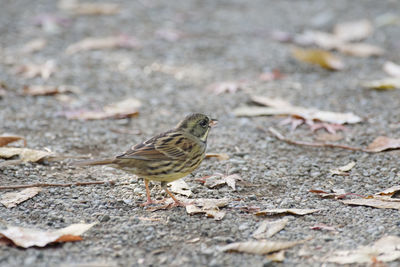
[73,113,217,207]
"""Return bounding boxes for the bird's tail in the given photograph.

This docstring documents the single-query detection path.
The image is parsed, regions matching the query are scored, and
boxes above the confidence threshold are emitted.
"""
[72,158,115,167]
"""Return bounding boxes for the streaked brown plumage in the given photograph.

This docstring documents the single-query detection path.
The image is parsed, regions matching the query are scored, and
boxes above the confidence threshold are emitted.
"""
[74,113,217,206]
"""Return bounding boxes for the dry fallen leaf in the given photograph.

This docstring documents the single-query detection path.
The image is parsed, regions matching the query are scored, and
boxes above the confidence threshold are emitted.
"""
[376,185,400,197]
[383,61,400,78]
[0,223,96,248]
[1,188,42,208]
[0,147,54,162]
[365,136,400,152]
[186,205,225,220]
[252,218,289,239]
[310,189,348,199]
[220,238,309,255]
[298,31,343,50]
[205,153,230,161]
[256,208,320,216]
[341,185,400,210]
[168,180,192,197]
[302,31,385,57]
[66,35,140,54]
[202,175,225,188]
[21,38,47,54]
[194,198,229,209]
[266,250,286,262]
[342,198,400,210]
[23,85,80,96]
[276,20,381,59]
[336,162,356,172]
[295,30,383,58]
[336,42,384,57]
[15,60,56,80]
[325,236,400,264]
[235,95,362,126]
[206,81,245,95]
[330,161,356,175]
[63,98,141,120]
[185,198,229,220]
[59,0,120,15]
[0,136,26,147]
[333,19,373,42]
[292,47,344,70]
[362,77,400,90]
[204,174,241,190]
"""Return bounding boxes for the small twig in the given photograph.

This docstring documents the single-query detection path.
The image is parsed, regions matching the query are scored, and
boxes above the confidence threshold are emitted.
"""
[266,127,368,152]
[0,180,115,190]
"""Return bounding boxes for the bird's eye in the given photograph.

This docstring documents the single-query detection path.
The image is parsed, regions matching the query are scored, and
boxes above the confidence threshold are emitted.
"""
[199,119,208,128]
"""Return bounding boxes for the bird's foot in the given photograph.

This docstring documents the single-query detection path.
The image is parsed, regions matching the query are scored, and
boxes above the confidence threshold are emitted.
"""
[144,198,193,211]
[159,200,191,210]
[160,197,193,207]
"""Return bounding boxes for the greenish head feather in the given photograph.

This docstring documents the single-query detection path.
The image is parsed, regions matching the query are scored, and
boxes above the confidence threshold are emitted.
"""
[176,113,215,141]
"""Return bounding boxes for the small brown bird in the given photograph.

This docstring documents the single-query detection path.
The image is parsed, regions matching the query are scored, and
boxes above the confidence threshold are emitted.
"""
[74,113,217,206]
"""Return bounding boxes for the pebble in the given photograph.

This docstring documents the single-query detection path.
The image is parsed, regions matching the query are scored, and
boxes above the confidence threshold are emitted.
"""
[247,195,257,201]
[133,188,143,193]
[310,172,321,178]
[100,215,111,222]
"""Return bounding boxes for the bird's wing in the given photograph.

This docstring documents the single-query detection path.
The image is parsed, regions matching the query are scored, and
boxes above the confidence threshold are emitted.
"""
[116,131,193,161]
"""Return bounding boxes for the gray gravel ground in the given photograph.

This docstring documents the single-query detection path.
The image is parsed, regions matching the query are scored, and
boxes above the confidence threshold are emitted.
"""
[1,0,400,266]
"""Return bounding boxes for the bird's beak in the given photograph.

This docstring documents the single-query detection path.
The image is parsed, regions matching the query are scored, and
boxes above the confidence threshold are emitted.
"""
[209,119,218,127]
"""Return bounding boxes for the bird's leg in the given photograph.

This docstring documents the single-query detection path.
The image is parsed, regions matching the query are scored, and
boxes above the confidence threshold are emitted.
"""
[161,182,186,207]
[140,179,156,206]
[164,188,184,206]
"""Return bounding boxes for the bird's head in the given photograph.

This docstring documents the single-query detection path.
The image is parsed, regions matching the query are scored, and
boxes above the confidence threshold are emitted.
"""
[176,113,217,142]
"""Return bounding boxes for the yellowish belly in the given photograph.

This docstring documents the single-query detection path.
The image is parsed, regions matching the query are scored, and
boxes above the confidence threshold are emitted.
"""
[117,154,205,183]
